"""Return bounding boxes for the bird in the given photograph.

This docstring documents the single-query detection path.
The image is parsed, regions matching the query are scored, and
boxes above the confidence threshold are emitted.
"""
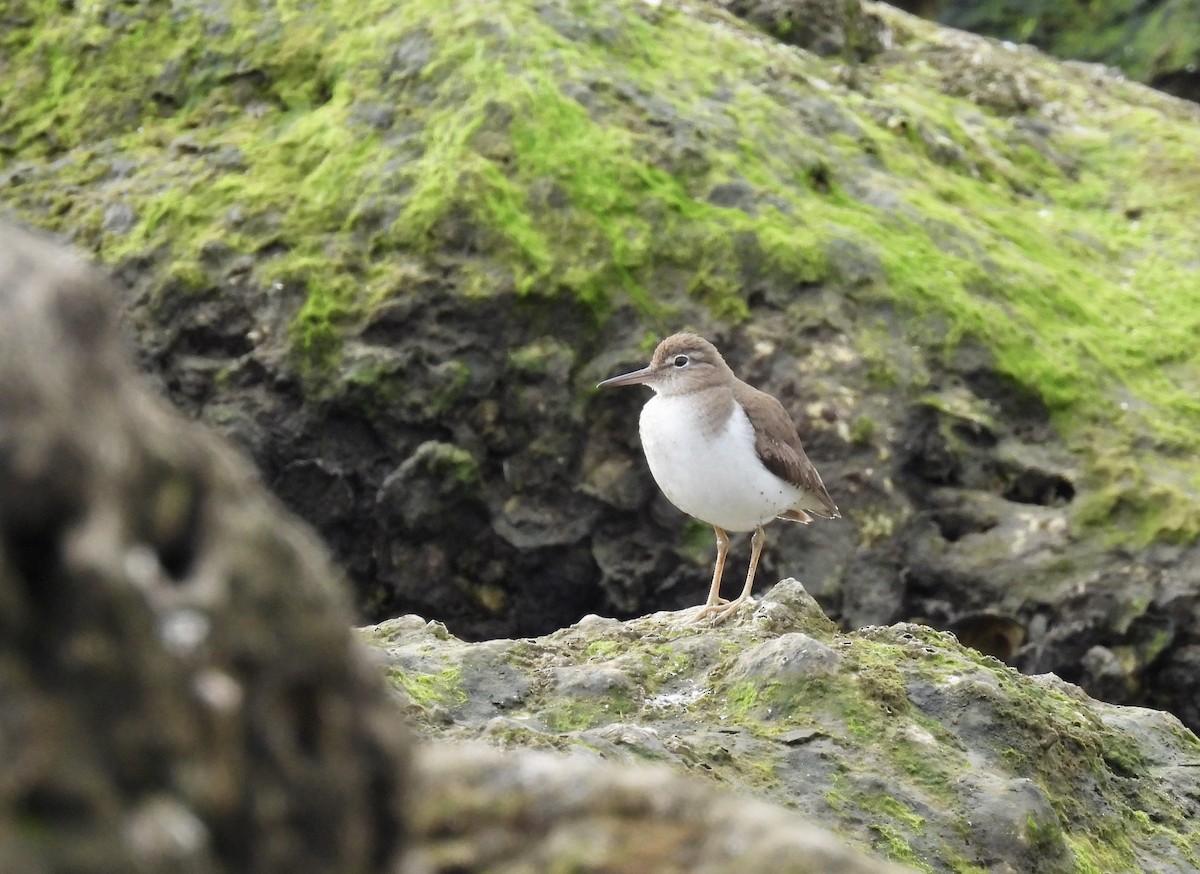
[598,332,839,623]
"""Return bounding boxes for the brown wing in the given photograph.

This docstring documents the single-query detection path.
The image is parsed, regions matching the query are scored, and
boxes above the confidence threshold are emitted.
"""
[733,380,840,519]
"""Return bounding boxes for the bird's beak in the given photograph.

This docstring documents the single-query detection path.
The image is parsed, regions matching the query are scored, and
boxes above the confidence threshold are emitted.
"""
[597,366,654,389]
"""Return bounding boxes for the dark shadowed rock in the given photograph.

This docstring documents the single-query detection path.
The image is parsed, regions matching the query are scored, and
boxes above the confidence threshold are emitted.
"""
[717,0,888,59]
[0,223,409,874]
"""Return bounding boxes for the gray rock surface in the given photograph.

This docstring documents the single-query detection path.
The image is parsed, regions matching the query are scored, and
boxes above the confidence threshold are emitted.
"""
[404,742,911,874]
[370,580,1200,873]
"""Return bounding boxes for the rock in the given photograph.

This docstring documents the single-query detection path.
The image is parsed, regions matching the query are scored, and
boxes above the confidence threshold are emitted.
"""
[406,742,910,874]
[0,223,409,874]
[377,440,482,533]
[956,775,1070,872]
[717,0,889,60]
[893,0,1200,104]
[7,0,1200,742]
[730,632,843,680]
[374,583,1200,872]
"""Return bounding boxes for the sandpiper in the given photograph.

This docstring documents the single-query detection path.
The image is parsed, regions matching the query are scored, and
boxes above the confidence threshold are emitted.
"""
[598,332,839,623]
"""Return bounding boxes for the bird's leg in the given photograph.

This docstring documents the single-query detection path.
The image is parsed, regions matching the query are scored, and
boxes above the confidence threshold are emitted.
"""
[709,525,765,624]
[689,526,730,621]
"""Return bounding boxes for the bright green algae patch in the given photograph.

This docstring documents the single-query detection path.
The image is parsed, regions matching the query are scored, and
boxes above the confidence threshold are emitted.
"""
[4,0,1200,540]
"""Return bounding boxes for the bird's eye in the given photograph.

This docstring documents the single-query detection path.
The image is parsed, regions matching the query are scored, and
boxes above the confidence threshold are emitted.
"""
[673,355,689,368]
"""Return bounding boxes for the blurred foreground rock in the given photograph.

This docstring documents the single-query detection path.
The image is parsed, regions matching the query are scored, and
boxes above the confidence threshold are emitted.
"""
[0,223,409,873]
[405,742,909,874]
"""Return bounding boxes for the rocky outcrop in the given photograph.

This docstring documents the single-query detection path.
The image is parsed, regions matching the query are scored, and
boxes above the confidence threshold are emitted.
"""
[6,0,1200,738]
[372,580,1200,873]
[0,219,923,874]
[0,223,409,873]
[892,0,1200,102]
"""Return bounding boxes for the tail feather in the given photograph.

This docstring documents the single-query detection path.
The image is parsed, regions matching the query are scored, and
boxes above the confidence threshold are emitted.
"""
[776,509,813,524]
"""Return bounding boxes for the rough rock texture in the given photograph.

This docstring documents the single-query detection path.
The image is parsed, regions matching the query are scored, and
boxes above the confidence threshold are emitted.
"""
[372,580,1200,873]
[893,0,1200,102]
[406,743,910,873]
[0,222,409,873]
[0,219,916,874]
[717,0,888,59]
[6,0,1200,737]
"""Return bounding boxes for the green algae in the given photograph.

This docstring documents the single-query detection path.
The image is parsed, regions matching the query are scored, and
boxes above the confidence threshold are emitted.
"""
[5,0,1200,543]
[389,666,467,709]
[585,640,622,660]
[888,624,1200,872]
[543,687,636,732]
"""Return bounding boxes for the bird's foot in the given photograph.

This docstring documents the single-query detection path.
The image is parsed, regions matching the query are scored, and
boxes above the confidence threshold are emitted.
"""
[688,604,721,623]
[689,596,746,625]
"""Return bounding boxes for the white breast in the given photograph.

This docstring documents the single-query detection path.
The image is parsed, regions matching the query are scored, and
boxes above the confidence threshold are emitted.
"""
[638,394,805,532]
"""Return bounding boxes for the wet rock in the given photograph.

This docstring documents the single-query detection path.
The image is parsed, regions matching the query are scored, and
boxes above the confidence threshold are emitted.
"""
[491,491,600,549]
[7,0,1200,747]
[378,440,482,533]
[0,223,409,873]
[553,664,638,698]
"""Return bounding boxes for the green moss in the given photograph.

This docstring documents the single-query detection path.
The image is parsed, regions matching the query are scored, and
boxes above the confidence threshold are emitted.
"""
[870,822,927,869]
[1066,832,1139,874]
[1025,812,1065,857]
[509,337,573,377]
[724,681,762,721]
[918,391,997,435]
[7,0,1200,544]
[585,640,622,660]
[406,442,481,488]
[544,687,635,732]
[389,666,467,709]
[940,0,1200,87]
[827,773,936,870]
[649,643,692,676]
[852,508,898,545]
[676,519,718,565]
[894,624,1200,870]
[875,794,926,829]
[848,416,876,446]
[626,643,696,696]
[429,360,472,415]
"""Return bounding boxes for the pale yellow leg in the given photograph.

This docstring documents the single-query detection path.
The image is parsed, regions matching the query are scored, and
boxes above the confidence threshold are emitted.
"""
[689,526,731,622]
[709,525,765,624]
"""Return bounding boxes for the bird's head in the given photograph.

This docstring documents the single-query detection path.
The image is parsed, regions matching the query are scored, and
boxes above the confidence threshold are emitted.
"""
[597,332,732,397]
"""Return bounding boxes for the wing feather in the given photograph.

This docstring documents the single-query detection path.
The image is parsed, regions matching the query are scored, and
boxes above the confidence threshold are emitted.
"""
[732,380,840,519]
